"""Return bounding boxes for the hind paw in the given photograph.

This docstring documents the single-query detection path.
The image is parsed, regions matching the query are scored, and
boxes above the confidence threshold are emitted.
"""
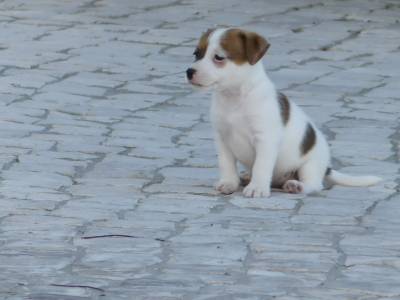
[283,180,304,194]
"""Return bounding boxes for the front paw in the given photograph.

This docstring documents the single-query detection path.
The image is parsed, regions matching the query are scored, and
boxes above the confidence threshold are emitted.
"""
[243,182,270,198]
[215,180,239,195]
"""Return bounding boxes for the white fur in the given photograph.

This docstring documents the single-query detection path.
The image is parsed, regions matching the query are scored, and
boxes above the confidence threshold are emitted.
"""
[188,28,381,197]
[326,170,381,187]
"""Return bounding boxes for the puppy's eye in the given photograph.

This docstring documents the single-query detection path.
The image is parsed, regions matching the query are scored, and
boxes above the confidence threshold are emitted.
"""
[193,49,201,60]
[214,54,225,62]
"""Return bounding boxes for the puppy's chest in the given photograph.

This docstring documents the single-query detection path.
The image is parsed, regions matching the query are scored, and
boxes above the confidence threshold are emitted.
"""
[212,105,258,167]
[213,108,252,140]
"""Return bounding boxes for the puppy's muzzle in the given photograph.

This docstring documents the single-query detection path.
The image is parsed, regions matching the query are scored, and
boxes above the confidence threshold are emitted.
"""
[186,68,196,80]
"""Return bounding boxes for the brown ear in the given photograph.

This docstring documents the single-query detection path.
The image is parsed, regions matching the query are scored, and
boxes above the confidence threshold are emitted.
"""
[221,29,270,65]
[242,31,270,65]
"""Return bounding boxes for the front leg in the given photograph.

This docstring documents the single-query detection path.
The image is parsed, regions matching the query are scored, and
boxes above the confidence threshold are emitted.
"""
[215,134,240,194]
[243,134,280,198]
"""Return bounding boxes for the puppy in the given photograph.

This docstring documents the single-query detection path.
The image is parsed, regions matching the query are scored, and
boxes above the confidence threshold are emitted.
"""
[186,28,381,197]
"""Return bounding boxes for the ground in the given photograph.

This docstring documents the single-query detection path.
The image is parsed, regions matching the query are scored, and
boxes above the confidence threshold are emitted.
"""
[0,0,399,299]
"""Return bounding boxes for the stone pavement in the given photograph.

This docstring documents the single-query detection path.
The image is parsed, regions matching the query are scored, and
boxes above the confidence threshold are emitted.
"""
[0,0,399,299]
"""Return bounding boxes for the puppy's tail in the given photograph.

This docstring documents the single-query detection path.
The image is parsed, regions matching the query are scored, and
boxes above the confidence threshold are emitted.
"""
[325,168,382,187]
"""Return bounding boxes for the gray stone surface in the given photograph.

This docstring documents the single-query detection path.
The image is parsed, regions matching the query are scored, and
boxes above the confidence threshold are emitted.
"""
[0,0,399,299]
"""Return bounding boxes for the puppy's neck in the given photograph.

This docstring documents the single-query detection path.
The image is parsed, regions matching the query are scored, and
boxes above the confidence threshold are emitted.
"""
[215,62,271,99]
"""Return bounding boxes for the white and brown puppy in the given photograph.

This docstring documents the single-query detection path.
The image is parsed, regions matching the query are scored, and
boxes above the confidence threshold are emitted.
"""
[186,28,381,197]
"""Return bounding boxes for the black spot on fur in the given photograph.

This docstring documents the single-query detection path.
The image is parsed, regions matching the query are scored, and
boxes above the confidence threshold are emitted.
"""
[301,123,316,155]
[278,92,290,125]
[325,167,332,176]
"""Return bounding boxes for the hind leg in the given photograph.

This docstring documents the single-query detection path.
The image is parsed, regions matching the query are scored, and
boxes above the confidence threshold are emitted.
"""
[283,158,326,194]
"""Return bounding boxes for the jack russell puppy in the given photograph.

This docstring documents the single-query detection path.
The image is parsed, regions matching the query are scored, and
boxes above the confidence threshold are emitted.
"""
[186,28,381,197]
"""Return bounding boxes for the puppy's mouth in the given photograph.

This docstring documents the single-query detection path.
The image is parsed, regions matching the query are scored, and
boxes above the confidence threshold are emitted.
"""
[190,81,205,87]
[188,80,215,88]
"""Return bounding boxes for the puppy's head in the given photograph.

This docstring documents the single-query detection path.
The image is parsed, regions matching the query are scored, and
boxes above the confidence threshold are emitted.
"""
[186,28,270,89]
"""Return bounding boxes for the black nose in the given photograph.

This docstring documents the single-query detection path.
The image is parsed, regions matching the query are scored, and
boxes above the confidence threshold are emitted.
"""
[186,68,196,80]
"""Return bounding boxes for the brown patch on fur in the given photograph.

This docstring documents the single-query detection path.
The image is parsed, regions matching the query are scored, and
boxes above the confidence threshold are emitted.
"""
[239,172,251,187]
[278,92,290,125]
[221,29,270,65]
[194,28,214,60]
[301,123,316,155]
